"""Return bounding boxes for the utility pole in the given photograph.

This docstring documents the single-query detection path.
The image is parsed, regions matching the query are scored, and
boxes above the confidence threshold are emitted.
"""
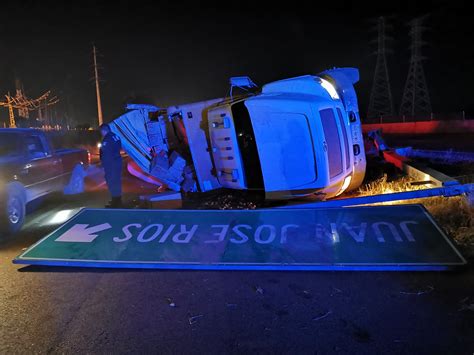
[367,16,395,119]
[399,16,432,117]
[93,45,104,126]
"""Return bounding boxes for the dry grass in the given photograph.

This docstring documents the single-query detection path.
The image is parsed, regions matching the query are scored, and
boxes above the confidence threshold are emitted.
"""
[357,174,423,196]
[423,196,474,257]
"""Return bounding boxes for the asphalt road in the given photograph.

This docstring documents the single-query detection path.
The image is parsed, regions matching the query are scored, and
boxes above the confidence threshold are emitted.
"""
[1,170,473,354]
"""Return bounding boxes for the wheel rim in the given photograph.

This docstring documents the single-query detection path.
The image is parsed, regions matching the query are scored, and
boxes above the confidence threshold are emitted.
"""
[7,197,21,224]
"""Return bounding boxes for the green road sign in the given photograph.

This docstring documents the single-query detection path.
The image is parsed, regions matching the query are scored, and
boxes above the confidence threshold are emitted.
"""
[14,205,466,270]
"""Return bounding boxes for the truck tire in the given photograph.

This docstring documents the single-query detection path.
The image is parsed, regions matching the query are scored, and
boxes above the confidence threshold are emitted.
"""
[63,164,85,195]
[1,186,26,235]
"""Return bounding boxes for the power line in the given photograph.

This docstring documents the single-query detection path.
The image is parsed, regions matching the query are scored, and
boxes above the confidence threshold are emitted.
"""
[0,90,59,128]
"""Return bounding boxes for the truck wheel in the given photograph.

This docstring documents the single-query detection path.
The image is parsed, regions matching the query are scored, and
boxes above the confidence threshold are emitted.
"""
[1,188,26,235]
[63,164,85,195]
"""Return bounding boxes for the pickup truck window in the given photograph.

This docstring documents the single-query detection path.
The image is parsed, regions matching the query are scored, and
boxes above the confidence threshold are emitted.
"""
[0,133,21,157]
[25,135,48,159]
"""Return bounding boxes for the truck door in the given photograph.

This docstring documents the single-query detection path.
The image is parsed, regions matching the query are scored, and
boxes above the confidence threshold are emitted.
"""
[24,133,62,198]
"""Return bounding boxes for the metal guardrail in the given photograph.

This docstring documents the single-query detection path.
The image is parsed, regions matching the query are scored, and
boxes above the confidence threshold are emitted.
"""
[279,183,474,209]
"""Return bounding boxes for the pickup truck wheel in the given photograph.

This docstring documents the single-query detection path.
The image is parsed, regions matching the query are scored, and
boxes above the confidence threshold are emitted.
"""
[1,189,26,234]
[63,164,85,195]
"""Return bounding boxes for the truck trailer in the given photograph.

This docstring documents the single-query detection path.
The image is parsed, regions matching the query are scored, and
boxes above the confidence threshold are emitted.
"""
[109,67,366,200]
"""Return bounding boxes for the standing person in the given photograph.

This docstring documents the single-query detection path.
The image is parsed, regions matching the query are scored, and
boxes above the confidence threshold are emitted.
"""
[99,123,123,208]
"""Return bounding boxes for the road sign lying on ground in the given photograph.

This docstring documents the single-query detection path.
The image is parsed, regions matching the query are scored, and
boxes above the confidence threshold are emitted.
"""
[14,205,466,270]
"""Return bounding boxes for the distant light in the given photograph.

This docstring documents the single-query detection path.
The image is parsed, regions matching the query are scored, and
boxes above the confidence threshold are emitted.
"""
[336,175,352,196]
[48,209,77,225]
[97,143,102,148]
[320,78,339,100]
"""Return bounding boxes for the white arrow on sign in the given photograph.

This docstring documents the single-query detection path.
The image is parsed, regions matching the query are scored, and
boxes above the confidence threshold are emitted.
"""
[55,223,112,243]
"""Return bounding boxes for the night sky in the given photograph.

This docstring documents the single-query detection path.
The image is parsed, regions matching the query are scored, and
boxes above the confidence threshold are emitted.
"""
[0,0,472,126]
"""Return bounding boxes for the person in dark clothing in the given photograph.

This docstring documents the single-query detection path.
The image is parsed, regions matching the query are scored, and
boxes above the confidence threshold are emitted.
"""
[99,123,123,208]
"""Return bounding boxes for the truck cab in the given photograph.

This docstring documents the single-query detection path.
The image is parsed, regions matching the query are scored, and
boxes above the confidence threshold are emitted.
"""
[206,71,366,199]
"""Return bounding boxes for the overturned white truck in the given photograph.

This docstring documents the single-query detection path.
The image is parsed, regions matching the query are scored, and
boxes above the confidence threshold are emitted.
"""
[110,68,366,200]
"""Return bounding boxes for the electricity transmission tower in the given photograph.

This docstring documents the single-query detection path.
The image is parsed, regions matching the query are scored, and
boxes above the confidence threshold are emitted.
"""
[399,16,432,117]
[93,45,104,126]
[0,90,58,128]
[367,16,395,119]
[15,79,29,119]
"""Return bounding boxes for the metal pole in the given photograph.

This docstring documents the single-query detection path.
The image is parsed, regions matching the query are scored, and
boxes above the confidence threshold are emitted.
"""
[279,183,474,209]
[93,45,103,127]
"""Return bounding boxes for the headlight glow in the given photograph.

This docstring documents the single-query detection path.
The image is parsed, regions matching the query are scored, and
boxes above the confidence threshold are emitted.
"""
[47,209,78,225]
[336,175,352,196]
[320,78,339,100]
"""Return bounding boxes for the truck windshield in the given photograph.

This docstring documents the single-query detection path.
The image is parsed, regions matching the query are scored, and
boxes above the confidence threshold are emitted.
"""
[231,101,264,190]
[0,133,21,157]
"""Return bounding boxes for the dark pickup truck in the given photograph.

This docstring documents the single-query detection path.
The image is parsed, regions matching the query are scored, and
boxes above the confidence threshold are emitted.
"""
[0,128,89,233]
